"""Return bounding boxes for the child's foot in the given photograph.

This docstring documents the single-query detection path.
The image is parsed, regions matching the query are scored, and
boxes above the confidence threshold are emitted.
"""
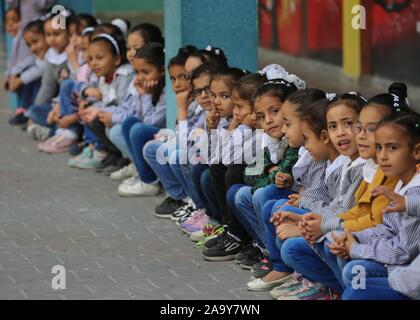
[9,113,28,126]
[202,231,242,262]
[246,271,292,292]
[110,163,136,181]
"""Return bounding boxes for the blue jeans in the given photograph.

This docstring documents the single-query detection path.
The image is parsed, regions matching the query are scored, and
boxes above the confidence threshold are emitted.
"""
[190,163,213,214]
[83,124,103,149]
[26,103,52,128]
[253,184,294,219]
[143,141,187,200]
[261,199,307,273]
[200,168,220,220]
[341,259,388,289]
[59,80,83,134]
[121,117,160,183]
[227,184,258,241]
[108,124,131,159]
[21,78,41,109]
[342,277,410,300]
[320,240,347,290]
[281,230,342,291]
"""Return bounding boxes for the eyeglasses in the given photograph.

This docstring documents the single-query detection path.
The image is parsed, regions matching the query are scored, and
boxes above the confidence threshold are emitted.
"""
[192,86,210,97]
[351,122,378,135]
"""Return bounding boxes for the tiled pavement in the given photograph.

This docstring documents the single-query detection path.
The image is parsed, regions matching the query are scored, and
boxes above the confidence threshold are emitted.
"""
[0,92,272,301]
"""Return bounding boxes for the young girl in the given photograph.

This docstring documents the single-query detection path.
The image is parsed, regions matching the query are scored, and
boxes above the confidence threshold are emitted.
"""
[228,74,301,271]
[200,67,258,262]
[331,111,420,299]
[75,31,134,169]
[8,18,48,126]
[272,93,367,299]
[247,94,342,291]
[25,10,73,141]
[116,43,169,197]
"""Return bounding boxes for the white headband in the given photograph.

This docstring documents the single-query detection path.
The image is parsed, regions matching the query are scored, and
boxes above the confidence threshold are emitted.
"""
[326,93,337,101]
[81,27,94,36]
[94,33,120,55]
[259,64,306,89]
[112,18,128,36]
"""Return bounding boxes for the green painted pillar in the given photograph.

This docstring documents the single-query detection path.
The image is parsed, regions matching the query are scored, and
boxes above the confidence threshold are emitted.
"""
[164,0,258,129]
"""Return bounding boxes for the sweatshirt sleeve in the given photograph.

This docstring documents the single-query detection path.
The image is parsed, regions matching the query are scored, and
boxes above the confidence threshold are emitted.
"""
[107,93,140,125]
[20,60,45,84]
[34,62,59,105]
[141,92,167,128]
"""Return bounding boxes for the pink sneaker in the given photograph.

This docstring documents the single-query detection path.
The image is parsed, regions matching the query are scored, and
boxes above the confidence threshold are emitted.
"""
[39,135,75,153]
[179,210,209,234]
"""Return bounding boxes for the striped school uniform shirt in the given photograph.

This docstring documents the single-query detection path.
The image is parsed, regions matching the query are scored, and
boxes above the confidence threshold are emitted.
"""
[299,155,348,213]
[350,173,420,272]
[320,157,366,234]
[388,254,420,300]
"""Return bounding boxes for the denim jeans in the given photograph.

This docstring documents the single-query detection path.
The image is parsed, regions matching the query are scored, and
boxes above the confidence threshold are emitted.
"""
[21,78,41,109]
[108,124,131,160]
[261,199,306,273]
[59,80,83,135]
[320,240,347,290]
[83,124,103,150]
[253,184,294,221]
[227,184,258,241]
[199,168,220,220]
[342,277,410,300]
[190,163,213,214]
[281,236,342,291]
[234,186,266,246]
[341,259,388,289]
[121,116,160,183]
[26,103,52,127]
[143,140,187,200]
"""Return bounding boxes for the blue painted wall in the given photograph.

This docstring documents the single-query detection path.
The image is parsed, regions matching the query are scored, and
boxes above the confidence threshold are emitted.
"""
[164,0,258,128]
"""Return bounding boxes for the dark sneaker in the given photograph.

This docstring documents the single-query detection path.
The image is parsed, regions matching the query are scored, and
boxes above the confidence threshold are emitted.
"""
[9,113,28,126]
[203,229,228,249]
[240,246,265,270]
[102,158,130,176]
[234,242,254,264]
[252,259,274,279]
[171,202,196,221]
[154,197,185,218]
[95,154,119,172]
[202,232,242,261]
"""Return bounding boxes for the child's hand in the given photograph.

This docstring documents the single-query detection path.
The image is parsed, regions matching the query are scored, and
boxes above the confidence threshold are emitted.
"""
[268,166,279,174]
[98,111,113,128]
[276,223,301,240]
[57,115,75,129]
[287,193,301,207]
[80,107,100,124]
[84,87,102,100]
[270,211,303,226]
[275,172,293,188]
[176,89,192,111]
[242,113,257,128]
[328,232,349,259]
[228,117,239,131]
[301,213,323,243]
[371,186,406,214]
[206,109,220,130]
[9,76,23,92]
[135,79,159,95]
[47,103,60,125]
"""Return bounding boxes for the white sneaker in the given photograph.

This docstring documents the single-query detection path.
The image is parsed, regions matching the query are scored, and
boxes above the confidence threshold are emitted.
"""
[121,175,139,186]
[118,180,161,197]
[27,124,50,141]
[110,163,136,181]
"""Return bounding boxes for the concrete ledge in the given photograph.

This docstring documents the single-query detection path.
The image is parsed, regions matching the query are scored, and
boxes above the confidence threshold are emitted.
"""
[259,47,420,111]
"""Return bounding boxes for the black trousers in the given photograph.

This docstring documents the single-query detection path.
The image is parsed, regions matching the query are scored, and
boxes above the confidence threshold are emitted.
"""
[209,164,250,242]
[88,118,122,158]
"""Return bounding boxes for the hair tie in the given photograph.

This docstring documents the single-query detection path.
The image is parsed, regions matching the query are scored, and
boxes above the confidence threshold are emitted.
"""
[93,33,120,55]
[81,27,94,36]
[215,49,220,55]
[285,74,306,90]
[347,91,367,102]
[205,45,213,52]
[112,18,128,36]
[326,93,337,101]
[263,80,292,87]
[259,64,288,81]
[415,123,420,128]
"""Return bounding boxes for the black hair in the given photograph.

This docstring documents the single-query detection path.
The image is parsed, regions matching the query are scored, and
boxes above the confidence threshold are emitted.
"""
[90,32,127,65]
[135,42,165,106]
[91,23,124,40]
[75,13,98,33]
[189,46,228,67]
[5,7,20,19]
[378,111,420,148]
[367,82,411,113]
[23,19,44,34]
[254,80,299,104]
[233,73,267,102]
[286,88,326,107]
[190,63,217,82]
[129,23,164,45]
[168,45,198,68]
[327,92,366,114]
[297,99,329,137]
[211,67,247,92]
